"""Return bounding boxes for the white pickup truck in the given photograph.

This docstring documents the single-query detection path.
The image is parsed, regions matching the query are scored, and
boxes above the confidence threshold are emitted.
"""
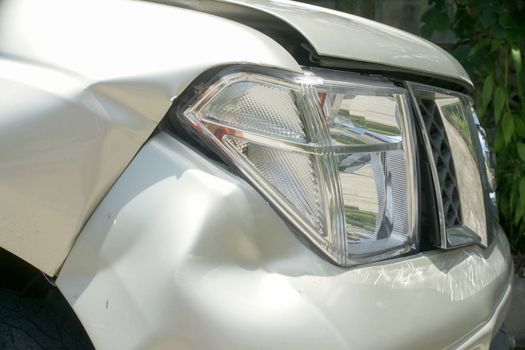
[0,0,513,349]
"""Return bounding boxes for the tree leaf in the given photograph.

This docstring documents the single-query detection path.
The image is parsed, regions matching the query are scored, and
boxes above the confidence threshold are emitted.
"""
[469,39,489,57]
[420,24,434,38]
[494,128,505,151]
[421,6,438,26]
[502,113,514,144]
[491,39,501,53]
[480,8,496,28]
[512,46,523,75]
[421,6,450,32]
[500,196,509,218]
[515,118,525,137]
[481,73,494,109]
[517,143,525,162]
[476,105,486,121]
[510,185,517,212]
[514,200,525,225]
[434,11,450,32]
[494,87,506,122]
[516,179,525,224]
[519,177,525,204]
[452,45,471,68]
[511,45,525,102]
[498,12,512,29]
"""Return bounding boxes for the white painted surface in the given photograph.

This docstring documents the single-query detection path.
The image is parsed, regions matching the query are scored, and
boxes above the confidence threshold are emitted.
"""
[223,0,472,88]
[57,132,512,350]
[0,0,300,274]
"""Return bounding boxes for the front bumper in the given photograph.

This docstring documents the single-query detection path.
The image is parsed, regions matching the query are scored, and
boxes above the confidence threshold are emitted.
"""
[462,280,512,350]
[57,131,513,350]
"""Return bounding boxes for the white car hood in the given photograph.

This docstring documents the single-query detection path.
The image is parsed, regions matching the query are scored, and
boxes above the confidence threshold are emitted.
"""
[220,0,472,89]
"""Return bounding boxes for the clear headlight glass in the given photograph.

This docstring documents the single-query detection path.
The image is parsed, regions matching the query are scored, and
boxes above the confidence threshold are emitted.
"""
[178,67,417,266]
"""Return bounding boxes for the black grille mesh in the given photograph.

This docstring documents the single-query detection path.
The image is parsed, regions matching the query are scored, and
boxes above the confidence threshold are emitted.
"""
[417,98,462,227]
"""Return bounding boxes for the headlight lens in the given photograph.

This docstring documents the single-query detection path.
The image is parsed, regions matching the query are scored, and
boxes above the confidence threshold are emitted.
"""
[179,67,417,266]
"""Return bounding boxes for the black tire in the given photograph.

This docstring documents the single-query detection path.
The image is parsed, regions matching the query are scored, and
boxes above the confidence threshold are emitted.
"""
[0,288,93,350]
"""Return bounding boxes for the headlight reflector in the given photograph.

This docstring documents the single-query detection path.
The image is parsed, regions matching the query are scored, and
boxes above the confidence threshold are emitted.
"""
[179,67,417,266]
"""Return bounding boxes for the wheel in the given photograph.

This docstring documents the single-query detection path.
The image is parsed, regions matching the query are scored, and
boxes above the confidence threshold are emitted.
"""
[0,288,93,349]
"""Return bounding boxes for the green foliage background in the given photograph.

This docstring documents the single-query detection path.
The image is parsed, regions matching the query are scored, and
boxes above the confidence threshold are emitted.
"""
[422,0,525,252]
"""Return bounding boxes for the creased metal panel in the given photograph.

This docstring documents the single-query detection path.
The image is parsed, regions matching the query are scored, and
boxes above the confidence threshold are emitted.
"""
[0,0,300,275]
[0,60,157,275]
[57,132,512,350]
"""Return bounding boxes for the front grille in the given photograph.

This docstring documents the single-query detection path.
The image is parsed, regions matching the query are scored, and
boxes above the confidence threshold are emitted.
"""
[416,98,462,228]
[409,82,490,249]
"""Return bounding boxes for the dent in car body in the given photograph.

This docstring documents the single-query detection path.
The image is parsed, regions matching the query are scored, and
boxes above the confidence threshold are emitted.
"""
[57,132,512,350]
[0,0,300,275]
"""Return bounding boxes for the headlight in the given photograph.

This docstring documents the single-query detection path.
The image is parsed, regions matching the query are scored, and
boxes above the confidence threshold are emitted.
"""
[175,66,418,266]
